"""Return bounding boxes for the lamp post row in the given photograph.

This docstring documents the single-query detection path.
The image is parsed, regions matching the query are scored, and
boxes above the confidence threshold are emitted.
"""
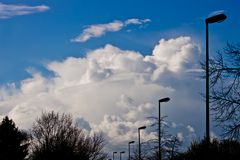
[111,97,170,160]
[112,13,227,155]
[112,12,228,160]
[111,13,228,156]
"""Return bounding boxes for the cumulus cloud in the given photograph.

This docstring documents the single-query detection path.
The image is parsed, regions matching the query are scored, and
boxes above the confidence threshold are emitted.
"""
[71,18,151,42]
[0,3,49,19]
[177,132,184,142]
[186,125,195,133]
[210,131,218,141]
[146,36,200,73]
[0,36,204,151]
[171,122,177,128]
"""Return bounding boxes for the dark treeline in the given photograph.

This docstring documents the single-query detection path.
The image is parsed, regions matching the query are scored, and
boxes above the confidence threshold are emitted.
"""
[1,113,240,160]
[171,138,240,160]
[0,112,240,160]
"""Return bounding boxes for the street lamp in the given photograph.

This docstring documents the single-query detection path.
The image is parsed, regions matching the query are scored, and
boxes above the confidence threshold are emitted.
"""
[158,97,170,160]
[128,141,135,160]
[113,151,117,160]
[120,151,125,160]
[138,126,146,160]
[205,12,227,143]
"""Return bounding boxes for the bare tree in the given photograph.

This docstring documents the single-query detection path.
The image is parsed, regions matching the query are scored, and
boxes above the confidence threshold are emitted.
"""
[143,116,182,160]
[29,111,107,160]
[164,135,182,159]
[131,142,153,160]
[203,42,240,139]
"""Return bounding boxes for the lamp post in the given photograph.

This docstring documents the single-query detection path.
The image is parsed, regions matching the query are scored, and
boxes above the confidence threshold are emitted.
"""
[138,126,146,160]
[205,12,227,143]
[120,151,125,160]
[128,141,135,160]
[158,97,170,160]
[113,152,117,160]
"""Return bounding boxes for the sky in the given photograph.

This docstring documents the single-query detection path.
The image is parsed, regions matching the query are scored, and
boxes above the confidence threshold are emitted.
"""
[0,0,240,156]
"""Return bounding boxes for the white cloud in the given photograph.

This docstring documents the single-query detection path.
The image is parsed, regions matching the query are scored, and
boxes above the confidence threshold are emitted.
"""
[171,122,177,128]
[146,36,200,73]
[177,132,184,142]
[71,21,124,43]
[0,3,49,19]
[0,36,204,151]
[210,131,218,141]
[186,125,195,133]
[71,18,151,42]
[125,18,151,25]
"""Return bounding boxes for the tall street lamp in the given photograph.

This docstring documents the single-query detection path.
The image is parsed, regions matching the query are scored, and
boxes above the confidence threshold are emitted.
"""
[158,97,170,160]
[138,126,146,160]
[113,151,117,160]
[120,151,125,160]
[128,141,135,160]
[205,12,227,143]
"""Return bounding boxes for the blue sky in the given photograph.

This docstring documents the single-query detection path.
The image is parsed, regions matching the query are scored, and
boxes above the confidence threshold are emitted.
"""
[0,0,239,84]
[0,0,239,154]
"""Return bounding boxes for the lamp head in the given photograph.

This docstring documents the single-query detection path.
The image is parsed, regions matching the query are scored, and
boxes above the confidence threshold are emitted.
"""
[129,141,135,144]
[138,126,146,130]
[206,12,227,24]
[159,97,170,103]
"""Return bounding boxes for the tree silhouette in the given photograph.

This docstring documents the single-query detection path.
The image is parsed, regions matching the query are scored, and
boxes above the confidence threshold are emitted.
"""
[29,111,107,160]
[171,138,240,160]
[0,116,29,160]
[202,42,240,139]
[146,116,182,160]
